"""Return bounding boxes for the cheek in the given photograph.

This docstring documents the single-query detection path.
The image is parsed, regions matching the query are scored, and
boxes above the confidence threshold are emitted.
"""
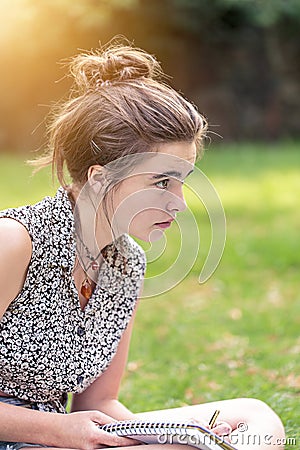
[130,210,155,228]
[113,189,166,221]
[129,210,164,242]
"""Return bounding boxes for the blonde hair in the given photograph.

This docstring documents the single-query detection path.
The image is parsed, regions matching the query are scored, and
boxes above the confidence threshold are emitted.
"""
[31,39,207,186]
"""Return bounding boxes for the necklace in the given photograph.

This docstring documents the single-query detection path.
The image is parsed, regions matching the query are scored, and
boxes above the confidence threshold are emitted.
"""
[67,189,104,301]
[66,189,126,299]
[75,231,104,301]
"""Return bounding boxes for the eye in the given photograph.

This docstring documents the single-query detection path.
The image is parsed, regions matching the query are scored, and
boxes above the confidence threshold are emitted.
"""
[155,179,170,189]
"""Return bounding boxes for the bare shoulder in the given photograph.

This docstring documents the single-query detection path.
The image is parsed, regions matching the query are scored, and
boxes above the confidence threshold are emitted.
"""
[0,218,32,317]
[0,217,32,255]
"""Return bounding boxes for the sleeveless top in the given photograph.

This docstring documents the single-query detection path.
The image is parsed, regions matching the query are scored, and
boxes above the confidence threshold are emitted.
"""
[0,188,146,412]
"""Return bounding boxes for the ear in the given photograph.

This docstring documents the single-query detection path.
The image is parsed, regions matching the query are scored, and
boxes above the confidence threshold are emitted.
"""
[87,165,107,194]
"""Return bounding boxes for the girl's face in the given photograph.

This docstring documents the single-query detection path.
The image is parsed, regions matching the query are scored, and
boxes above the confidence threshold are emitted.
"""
[110,141,197,242]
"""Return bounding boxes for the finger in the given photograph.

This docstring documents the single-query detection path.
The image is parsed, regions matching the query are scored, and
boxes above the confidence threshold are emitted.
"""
[91,412,141,446]
[97,430,140,447]
[212,427,232,444]
[187,417,209,428]
[90,409,117,425]
[211,422,232,437]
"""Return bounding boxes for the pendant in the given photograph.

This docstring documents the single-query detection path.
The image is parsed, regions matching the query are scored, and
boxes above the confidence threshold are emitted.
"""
[91,260,99,270]
[81,278,92,300]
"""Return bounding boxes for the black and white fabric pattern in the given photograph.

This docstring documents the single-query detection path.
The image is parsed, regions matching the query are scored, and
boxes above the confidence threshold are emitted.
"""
[0,187,146,413]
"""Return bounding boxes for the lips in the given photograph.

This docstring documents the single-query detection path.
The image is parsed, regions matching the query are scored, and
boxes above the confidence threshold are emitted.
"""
[154,219,174,229]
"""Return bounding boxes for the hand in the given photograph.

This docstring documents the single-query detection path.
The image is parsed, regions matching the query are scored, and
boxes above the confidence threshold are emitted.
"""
[50,410,139,450]
[211,421,232,443]
[187,417,232,443]
[187,417,210,429]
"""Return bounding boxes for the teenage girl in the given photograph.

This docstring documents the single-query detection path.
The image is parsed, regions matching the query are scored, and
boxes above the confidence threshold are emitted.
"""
[0,41,285,450]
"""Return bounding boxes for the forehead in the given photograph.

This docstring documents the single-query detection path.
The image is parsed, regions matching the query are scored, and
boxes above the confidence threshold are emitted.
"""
[131,141,196,177]
[155,141,197,164]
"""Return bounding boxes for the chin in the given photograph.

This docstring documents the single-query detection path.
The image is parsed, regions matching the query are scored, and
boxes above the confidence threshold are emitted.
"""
[131,228,164,243]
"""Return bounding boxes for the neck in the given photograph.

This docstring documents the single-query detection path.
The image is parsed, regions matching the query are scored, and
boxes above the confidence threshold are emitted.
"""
[68,184,120,253]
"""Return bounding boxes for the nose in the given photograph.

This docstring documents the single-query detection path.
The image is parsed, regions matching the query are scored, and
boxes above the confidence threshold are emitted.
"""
[166,185,187,214]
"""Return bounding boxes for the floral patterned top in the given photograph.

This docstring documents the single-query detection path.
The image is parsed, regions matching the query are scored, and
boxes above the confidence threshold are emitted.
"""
[0,188,146,412]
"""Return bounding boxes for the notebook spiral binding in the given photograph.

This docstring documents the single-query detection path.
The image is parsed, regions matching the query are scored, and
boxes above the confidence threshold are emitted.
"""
[101,420,237,450]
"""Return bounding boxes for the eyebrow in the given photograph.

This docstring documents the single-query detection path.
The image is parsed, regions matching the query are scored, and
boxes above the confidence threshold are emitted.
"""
[151,169,194,180]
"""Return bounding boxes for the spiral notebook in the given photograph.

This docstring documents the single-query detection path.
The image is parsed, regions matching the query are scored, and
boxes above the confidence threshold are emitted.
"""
[101,420,237,450]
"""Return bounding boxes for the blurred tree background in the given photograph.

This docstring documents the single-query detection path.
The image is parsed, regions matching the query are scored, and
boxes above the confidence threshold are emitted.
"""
[0,0,299,153]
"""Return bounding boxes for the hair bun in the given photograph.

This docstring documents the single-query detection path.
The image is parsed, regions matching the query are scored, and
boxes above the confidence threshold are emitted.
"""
[69,42,163,92]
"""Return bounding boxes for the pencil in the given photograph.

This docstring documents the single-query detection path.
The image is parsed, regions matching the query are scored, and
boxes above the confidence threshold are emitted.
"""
[209,409,220,428]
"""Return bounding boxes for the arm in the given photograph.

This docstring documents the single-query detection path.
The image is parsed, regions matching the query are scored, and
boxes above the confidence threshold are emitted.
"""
[0,400,138,448]
[0,219,58,444]
[71,301,139,420]
[0,218,32,319]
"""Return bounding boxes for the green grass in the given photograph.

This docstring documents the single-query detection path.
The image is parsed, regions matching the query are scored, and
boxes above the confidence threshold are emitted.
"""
[0,142,299,448]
